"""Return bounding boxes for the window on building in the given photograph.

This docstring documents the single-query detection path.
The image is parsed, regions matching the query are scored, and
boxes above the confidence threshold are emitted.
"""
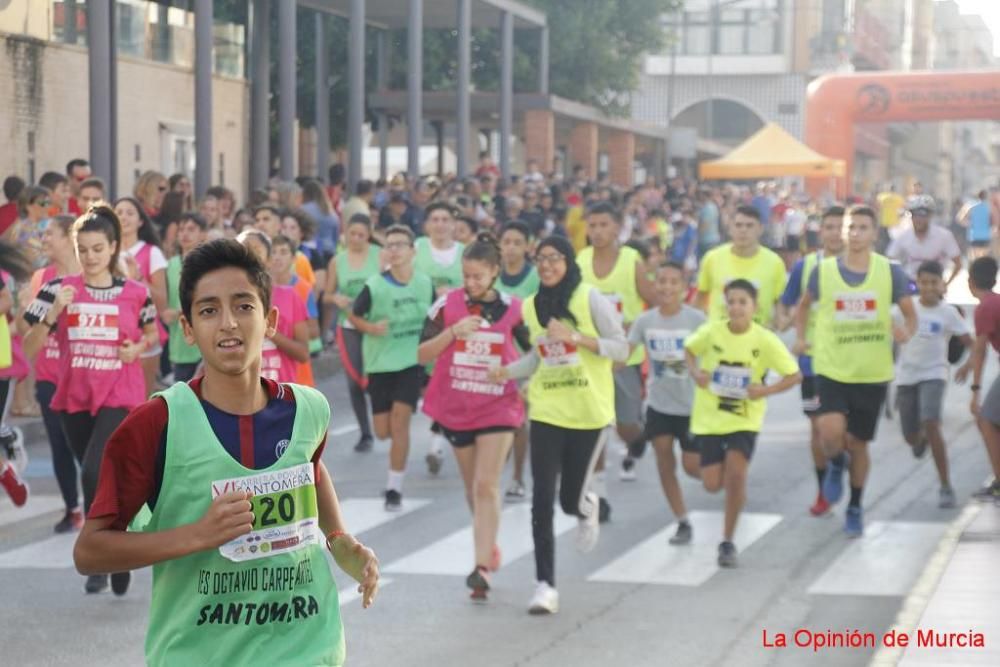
[49,0,246,78]
[663,0,783,57]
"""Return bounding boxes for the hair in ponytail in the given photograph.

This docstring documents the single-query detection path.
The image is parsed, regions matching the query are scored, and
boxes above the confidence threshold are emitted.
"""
[72,203,124,275]
[462,231,501,268]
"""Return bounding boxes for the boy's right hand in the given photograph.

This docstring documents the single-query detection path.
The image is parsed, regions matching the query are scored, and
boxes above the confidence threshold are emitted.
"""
[193,491,254,549]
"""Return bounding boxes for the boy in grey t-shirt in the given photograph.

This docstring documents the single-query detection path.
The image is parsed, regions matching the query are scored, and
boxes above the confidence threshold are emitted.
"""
[625,261,706,545]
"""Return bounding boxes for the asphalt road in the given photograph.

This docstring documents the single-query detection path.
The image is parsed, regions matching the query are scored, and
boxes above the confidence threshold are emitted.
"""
[1,348,996,667]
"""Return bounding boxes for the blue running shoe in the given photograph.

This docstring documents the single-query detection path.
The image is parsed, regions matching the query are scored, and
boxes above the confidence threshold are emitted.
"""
[844,506,863,538]
[823,453,848,505]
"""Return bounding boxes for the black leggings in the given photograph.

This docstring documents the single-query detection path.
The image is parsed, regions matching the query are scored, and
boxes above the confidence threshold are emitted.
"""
[530,420,606,587]
[60,408,129,513]
[339,327,372,439]
[37,381,79,511]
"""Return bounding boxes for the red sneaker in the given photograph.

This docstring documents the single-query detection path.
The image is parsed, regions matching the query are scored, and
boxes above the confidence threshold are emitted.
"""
[809,493,830,517]
[0,462,29,507]
[489,544,502,572]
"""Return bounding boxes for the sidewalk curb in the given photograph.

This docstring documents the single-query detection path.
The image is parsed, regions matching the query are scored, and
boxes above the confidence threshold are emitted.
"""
[868,502,983,666]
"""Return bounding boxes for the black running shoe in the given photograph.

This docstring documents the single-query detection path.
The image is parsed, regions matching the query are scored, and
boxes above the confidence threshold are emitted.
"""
[669,520,692,546]
[598,497,611,524]
[466,566,491,602]
[354,436,373,453]
[717,541,738,568]
[384,489,402,512]
[85,574,109,594]
[111,571,131,597]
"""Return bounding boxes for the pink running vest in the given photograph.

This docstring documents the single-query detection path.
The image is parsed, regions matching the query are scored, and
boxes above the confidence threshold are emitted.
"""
[49,275,149,414]
[261,284,299,384]
[131,242,169,346]
[32,266,61,384]
[422,289,525,431]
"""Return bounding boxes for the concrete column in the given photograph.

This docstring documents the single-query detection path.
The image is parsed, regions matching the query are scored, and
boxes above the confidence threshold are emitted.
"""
[87,0,113,188]
[569,122,599,181]
[499,10,513,180]
[348,0,365,189]
[108,1,118,197]
[407,0,423,179]
[194,0,213,198]
[315,14,330,182]
[278,0,296,180]
[607,130,636,188]
[250,0,270,191]
[538,27,549,94]
[376,30,389,181]
[523,109,554,173]
[456,0,471,178]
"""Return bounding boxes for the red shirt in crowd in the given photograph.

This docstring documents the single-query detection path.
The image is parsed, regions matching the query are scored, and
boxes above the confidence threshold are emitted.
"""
[0,202,19,236]
[975,290,1000,356]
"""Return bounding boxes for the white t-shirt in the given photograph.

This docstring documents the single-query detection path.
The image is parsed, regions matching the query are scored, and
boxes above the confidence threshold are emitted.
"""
[429,242,459,267]
[125,240,167,279]
[895,301,970,385]
[887,226,961,280]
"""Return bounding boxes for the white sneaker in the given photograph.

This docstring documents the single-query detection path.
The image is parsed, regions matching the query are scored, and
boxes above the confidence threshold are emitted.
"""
[576,492,600,553]
[528,581,559,615]
[619,457,637,482]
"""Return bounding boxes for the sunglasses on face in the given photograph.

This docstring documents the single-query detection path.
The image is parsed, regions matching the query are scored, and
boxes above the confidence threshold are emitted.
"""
[157,185,168,192]
[385,241,412,251]
[33,199,51,207]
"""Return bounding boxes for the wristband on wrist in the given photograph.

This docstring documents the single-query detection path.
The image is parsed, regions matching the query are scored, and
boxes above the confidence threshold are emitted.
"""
[325,530,348,550]
[971,384,981,392]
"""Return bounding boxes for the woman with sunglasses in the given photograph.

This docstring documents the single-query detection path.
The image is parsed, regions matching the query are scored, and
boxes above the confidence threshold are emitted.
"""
[489,235,627,616]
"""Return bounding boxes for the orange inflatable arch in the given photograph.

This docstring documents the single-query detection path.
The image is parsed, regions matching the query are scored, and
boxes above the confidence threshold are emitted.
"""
[804,70,1000,197]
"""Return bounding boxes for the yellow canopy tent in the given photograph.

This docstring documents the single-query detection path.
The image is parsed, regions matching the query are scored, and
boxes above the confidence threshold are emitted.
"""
[699,123,846,180]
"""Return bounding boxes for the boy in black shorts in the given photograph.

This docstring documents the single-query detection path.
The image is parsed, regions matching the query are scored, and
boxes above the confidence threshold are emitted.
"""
[349,226,435,511]
[627,262,706,545]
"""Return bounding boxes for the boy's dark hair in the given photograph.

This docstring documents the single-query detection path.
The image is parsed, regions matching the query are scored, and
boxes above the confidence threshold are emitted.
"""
[347,213,372,229]
[847,205,878,226]
[462,231,501,268]
[39,171,68,190]
[180,239,272,322]
[356,179,374,196]
[179,212,208,230]
[658,260,686,275]
[724,278,758,302]
[253,203,283,218]
[271,233,297,254]
[72,204,123,275]
[969,256,998,290]
[585,200,622,223]
[499,220,531,242]
[3,176,25,201]
[424,201,456,219]
[735,205,761,222]
[384,224,415,245]
[79,176,106,193]
[917,260,943,278]
[821,205,846,220]
[65,158,89,175]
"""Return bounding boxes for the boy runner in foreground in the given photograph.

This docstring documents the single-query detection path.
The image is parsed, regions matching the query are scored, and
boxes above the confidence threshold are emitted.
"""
[74,239,378,666]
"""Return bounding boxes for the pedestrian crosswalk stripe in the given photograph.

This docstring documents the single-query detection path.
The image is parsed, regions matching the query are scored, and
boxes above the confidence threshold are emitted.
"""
[0,498,427,570]
[338,498,431,535]
[587,511,782,586]
[384,504,577,576]
[0,494,65,529]
[807,520,948,597]
[0,532,76,569]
